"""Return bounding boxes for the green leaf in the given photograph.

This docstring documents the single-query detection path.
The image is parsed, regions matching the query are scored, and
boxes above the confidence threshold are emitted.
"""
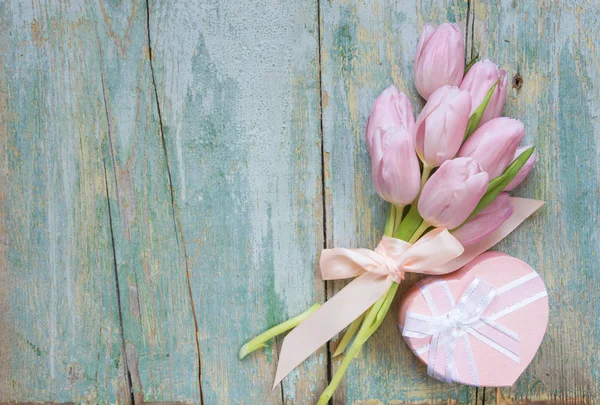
[464,53,479,75]
[468,146,535,220]
[463,79,499,141]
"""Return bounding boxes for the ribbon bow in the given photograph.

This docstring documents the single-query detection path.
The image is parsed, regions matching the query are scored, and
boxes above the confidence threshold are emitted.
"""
[273,228,464,386]
[402,273,548,385]
[270,197,543,387]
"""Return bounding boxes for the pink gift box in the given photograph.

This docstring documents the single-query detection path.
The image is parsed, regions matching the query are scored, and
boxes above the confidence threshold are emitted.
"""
[398,251,549,387]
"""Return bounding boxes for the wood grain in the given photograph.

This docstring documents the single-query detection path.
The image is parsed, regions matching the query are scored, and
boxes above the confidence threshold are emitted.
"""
[93,0,200,402]
[146,0,326,404]
[0,2,126,402]
[1,0,599,404]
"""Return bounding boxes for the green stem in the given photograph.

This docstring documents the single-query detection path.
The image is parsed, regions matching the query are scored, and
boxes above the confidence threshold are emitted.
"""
[408,220,430,244]
[420,164,432,190]
[238,303,321,359]
[393,204,420,240]
[317,283,399,405]
[316,324,365,405]
[371,282,399,331]
[384,204,396,237]
[332,312,365,357]
[393,205,404,235]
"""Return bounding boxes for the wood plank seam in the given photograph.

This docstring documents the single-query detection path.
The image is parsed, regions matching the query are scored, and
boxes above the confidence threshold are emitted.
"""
[98,46,135,402]
[144,1,205,404]
[102,160,135,405]
[315,0,334,399]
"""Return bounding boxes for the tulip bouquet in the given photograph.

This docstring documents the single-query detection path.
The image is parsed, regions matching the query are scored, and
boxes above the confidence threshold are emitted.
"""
[239,22,542,403]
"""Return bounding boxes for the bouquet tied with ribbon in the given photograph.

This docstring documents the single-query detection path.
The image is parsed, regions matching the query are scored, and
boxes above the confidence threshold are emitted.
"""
[239,22,544,403]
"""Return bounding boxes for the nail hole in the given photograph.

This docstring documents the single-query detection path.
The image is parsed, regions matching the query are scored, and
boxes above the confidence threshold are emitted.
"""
[513,73,523,90]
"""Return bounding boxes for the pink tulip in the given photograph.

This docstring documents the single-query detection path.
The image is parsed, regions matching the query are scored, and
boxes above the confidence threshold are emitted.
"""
[504,147,537,191]
[414,23,465,100]
[414,86,472,168]
[459,117,526,179]
[366,85,415,158]
[460,60,508,124]
[418,157,489,230]
[370,127,421,206]
[452,192,514,246]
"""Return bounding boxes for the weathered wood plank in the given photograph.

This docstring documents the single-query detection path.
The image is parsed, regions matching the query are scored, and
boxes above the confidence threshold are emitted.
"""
[468,0,600,404]
[2,0,599,404]
[147,0,326,403]
[0,2,126,402]
[88,1,200,403]
[91,0,201,402]
[0,0,201,402]
[320,0,479,403]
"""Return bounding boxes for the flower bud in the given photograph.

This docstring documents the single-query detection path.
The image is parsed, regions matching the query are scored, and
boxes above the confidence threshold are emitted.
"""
[414,23,465,100]
[459,60,508,124]
[370,127,421,206]
[459,117,526,179]
[451,192,514,246]
[504,147,537,191]
[418,157,489,230]
[366,85,414,158]
[414,86,472,168]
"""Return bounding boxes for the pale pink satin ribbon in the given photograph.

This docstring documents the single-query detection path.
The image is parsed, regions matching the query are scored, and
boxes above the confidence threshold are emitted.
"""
[273,228,464,386]
[273,197,543,387]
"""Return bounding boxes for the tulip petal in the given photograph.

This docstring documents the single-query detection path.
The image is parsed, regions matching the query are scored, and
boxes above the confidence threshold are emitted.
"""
[414,86,471,167]
[418,157,489,229]
[366,85,414,157]
[373,128,421,206]
[452,192,514,246]
[460,60,508,128]
[459,117,525,178]
[415,24,437,71]
[414,23,465,99]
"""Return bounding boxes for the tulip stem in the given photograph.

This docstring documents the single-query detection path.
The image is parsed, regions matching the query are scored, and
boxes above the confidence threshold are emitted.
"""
[238,303,321,359]
[393,205,404,234]
[420,164,433,190]
[332,312,365,357]
[384,205,396,237]
[408,221,431,244]
[317,282,399,405]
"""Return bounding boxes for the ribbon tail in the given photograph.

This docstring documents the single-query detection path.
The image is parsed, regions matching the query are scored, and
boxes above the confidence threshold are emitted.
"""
[432,197,544,274]
[273,272,391,388]
[461,334,480,385]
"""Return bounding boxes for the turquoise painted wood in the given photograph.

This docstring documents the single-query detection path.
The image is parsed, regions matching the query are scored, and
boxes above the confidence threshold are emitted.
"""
[1,0,599,404]
[146,0,327,403]
[0,2,126,402]
[471,0,600,403]
[93,0,200,403]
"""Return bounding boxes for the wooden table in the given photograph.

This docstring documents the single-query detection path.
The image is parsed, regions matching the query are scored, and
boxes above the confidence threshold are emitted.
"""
[1,0,598,404]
